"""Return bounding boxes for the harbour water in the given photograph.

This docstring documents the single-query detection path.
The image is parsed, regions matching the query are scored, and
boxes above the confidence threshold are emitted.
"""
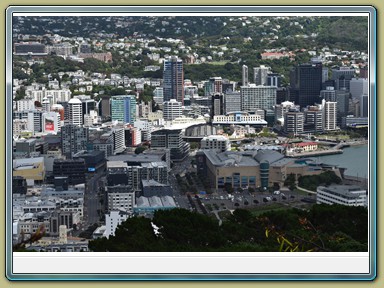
[310,144,369,178]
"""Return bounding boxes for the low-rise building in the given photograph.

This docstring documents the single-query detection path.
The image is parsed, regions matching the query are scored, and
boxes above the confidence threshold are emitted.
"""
[316,185,367,206]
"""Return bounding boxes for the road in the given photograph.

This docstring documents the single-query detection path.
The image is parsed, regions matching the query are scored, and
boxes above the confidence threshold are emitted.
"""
[83,172,104,227]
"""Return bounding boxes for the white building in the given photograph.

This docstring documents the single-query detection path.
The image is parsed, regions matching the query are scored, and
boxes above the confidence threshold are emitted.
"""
[104,210,131,238]
[107,185,135,213]
[241,84,277,112]
[322,100,337,131]
[242,65,249,87]
[316,185,367,207]
[274,101,299,124]
[163,99,182,121]
[16,98,35,111]
[68,98,83,126]
[213,112,267,125]
[201,135,231,152]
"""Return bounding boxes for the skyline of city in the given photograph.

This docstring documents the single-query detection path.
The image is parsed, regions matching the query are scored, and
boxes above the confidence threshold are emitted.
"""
[6,8,376,280]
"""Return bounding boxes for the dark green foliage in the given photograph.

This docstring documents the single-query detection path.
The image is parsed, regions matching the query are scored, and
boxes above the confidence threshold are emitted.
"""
[89,205,367,252]
[298,171,342,191]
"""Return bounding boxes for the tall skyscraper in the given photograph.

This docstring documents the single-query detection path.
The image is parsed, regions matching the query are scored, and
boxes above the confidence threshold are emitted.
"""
[61,124,89,158]
[254,65,270,86]
[110,95,136,124]
[68,98,83,126]
[242,65,249,87]
[163,56,184,104]
[290,61,323,107]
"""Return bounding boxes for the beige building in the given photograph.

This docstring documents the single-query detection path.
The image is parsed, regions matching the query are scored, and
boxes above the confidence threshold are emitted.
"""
[196,150,327,191]
[13,157,45,182]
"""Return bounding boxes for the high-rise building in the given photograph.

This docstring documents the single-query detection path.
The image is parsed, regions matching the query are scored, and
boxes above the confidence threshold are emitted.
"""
[61,124,89,158]
[304,106,324,133]
[240,85,277,112]
[360,94,368,118]
[100,96,111,119]
[163,99,182,121]
[267,73,281,87]
[336,89,351,121]
[274,101,299,124]
[205,77,223,95]
[224,91,241,114]
[350,78,368,99]
[110,95,136,124]
[242,65,249,87]
[254,65,270,86]
[320,86,336,102]
[290,62,323,107]
[284,109,304,135]
[322,100,337,131]
[211,93,224,118]
[68,98,83,126]
[151,129,190,162]
[163,56,184,104]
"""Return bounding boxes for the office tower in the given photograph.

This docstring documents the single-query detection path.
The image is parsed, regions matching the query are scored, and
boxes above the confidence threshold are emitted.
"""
[274,101,299,123]
[163,99,182,121]
[267,73,281,87]
[110,95,136,124]
[68,98,83,126]
[242,65,249,86]
[100,96,111,119]
[211,93,224,118]
[61,124,89,158]
[360,94,368,117]
[332,67,355,91]
[284,109,304,134]
[290,61,323,107]
[74,95,95,117]
[332,66,355,81]
[350,78,368,99]
[276,87,288,104]
[206,77,223,95]
[304,106,323,133]
[254,65,270,86]
[224,91,241,114]
[320,86,336,102]
[322,100,337,131]
[240,85,277,112]
[163,56,184,104]
[151,129,190,161]
[336,89,350,121]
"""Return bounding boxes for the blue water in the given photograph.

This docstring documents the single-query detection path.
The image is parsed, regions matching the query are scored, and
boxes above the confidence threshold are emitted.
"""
[310,145,369,178]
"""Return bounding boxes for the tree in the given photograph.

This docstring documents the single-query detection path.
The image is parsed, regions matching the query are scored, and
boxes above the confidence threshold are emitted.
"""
[134,146,147,154]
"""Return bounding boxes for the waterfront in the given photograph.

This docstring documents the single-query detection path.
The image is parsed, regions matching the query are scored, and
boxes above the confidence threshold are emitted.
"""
[310,144,369,178]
